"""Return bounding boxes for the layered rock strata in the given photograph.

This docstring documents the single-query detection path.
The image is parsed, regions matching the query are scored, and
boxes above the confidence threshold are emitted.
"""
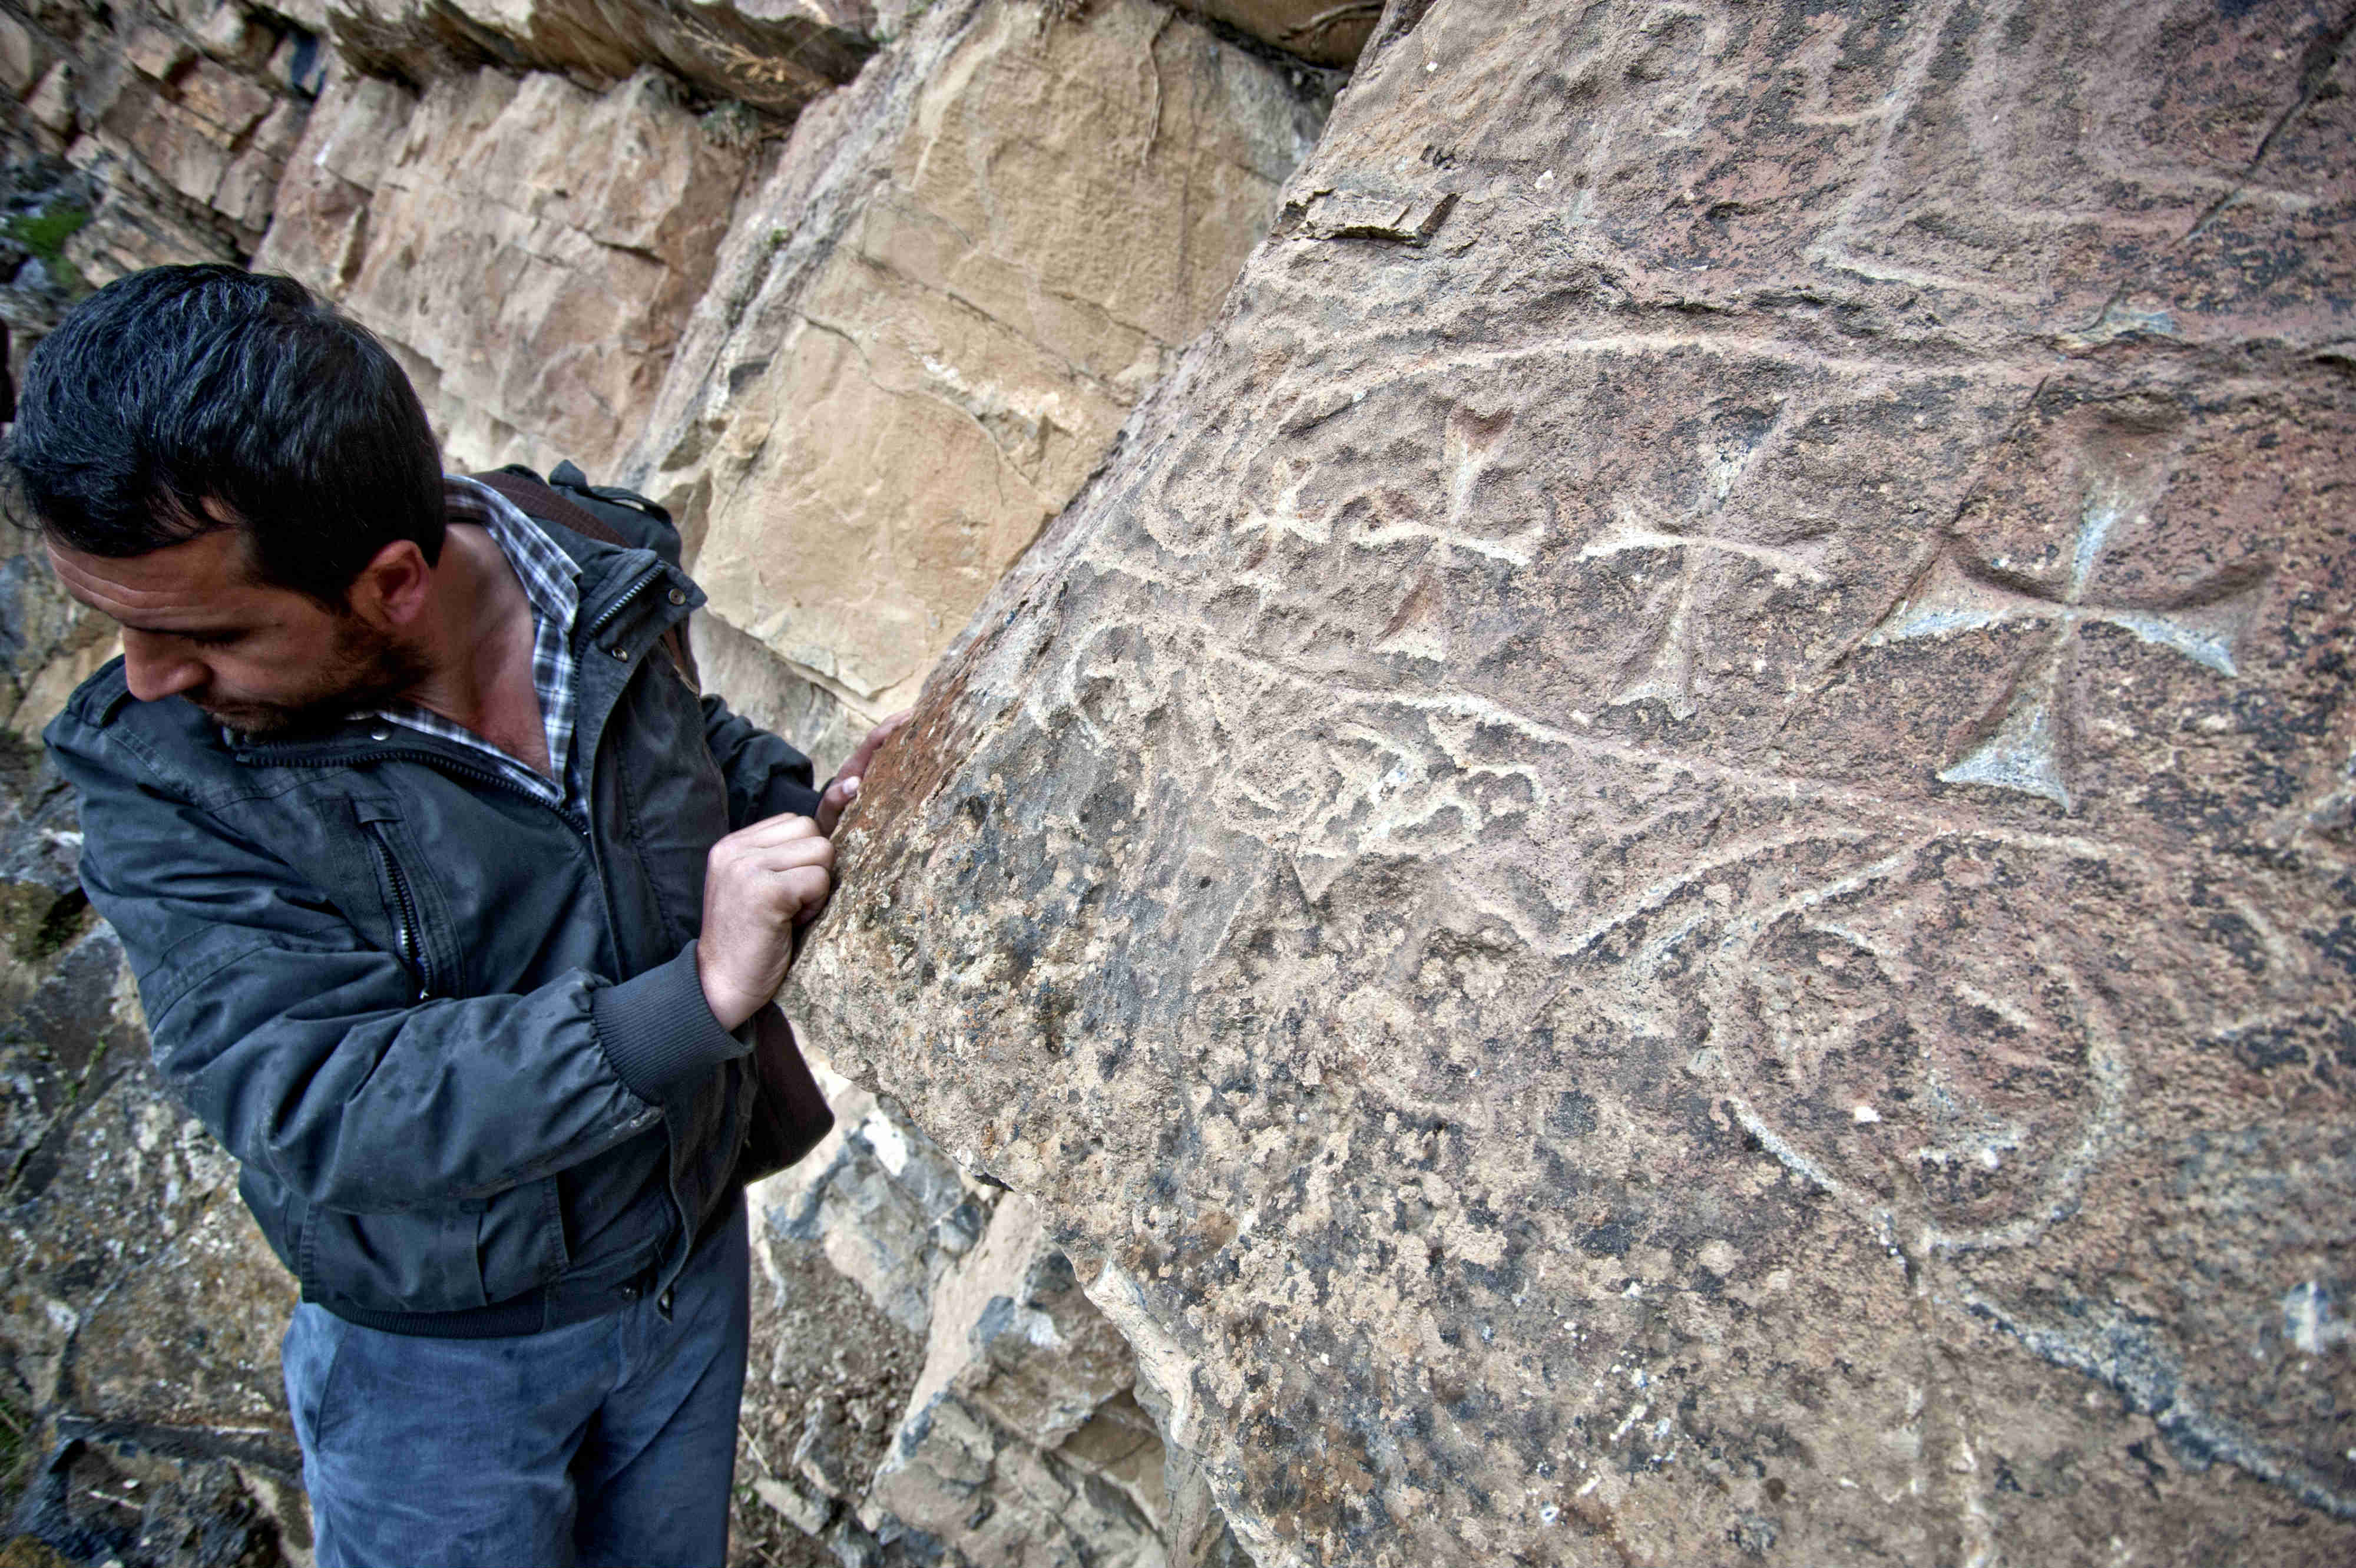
[1,0,330,286]
[257,59,755,474]
[319,0,875,120]
[627,0,1332,722]
[790,1,2356,1564]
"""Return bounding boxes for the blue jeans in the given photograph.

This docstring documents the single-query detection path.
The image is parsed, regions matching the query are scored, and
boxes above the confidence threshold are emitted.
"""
[282,1201,749,1568]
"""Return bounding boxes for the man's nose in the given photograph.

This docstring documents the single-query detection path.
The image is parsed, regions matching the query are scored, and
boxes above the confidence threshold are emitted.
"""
[120,630,207,703]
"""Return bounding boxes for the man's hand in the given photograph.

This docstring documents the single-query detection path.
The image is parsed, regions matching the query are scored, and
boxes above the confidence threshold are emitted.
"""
[815,710,913,836]
[696,813,836,1031]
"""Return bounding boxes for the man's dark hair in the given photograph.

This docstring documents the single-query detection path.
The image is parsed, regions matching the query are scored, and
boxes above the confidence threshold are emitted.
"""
[7,264,445,604]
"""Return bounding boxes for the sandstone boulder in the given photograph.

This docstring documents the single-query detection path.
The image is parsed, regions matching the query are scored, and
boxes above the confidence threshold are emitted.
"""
[789,1,2356,1563]
[628,0,1331,724]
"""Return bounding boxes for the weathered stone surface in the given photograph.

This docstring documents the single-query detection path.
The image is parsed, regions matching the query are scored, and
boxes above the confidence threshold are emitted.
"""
[791,1,2356,1563]
[257,60,752,475]
[763,1077,991,1337]
[1173,0,1372,70]
[319,0,874,120]
[5,1,325,281]
[905,1194,1136,1448]
[737,1067,1237,1568]
[692,612,865,782]
[862,1192,1197,1568]
[627,0,1330,722]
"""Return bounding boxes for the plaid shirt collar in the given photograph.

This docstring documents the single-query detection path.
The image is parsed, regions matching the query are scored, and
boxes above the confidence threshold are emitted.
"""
[365,476,584,808]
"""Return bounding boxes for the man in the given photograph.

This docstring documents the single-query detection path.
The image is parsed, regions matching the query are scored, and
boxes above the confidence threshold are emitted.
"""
[15,264,904,1566]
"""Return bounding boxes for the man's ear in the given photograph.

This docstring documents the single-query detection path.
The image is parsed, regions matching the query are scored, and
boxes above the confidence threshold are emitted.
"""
[346,540,434,630]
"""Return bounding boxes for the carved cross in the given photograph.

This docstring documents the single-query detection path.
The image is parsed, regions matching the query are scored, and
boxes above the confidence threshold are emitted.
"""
[1581,432,1828,720]
[1869,482,2264,809]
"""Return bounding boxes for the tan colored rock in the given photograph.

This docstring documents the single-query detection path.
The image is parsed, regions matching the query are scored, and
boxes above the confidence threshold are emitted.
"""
[24,61,73,135]
[321,0,873,120]
[194,2,274,70]
[175,55,277,138]
[101,91,233,206]
[905,1194,1136,1447]
[248,67,409,289]
[791,1,2356,1563]
[257,64,750,475]
[691,611,865,778]
[61,142,243,286]
[629,0,1329,721]
[212,94,306,233]
[123,23,196,82]
[0,12,48,96]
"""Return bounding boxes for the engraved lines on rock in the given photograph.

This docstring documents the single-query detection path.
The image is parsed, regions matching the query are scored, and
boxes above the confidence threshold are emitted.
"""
[1869,475,2266,809]
[1579,396,1831,720]
[1696,835,2132,1259]
[1235,402,1541,567]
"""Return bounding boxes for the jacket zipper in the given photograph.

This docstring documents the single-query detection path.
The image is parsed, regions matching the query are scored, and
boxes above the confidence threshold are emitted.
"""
[365,822,431,1000]
[236,626,713,1295]
[260,749,593,835]
[585,566,669,643]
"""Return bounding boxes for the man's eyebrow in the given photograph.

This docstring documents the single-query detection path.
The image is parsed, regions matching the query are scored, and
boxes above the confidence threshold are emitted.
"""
[77,607,243,636]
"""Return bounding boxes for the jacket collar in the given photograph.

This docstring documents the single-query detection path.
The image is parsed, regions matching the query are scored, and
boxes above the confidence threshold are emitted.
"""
[227,542,701,774]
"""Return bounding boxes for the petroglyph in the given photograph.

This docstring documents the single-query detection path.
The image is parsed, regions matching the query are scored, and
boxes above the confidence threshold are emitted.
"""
[1580,403,1831,719]
[795,2,2356,1561]
[1872,478,2266,808]
[1699,831,2135,1251]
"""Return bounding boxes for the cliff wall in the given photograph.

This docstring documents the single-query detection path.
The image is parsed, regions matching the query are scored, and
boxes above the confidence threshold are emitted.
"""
[5,0,2354,1566]
[0,0,1342,1563]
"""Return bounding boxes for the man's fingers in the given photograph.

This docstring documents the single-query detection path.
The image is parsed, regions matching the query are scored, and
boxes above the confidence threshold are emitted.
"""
[730,811,822,846]
[842,710,915,772]
[739,838,835,875]
[784,866,833,922]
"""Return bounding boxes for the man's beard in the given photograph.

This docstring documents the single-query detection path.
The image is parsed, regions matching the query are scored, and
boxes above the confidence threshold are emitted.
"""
[196,618,431,741]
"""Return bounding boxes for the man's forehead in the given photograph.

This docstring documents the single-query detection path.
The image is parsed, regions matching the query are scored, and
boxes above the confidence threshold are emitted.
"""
[45,528,268,624]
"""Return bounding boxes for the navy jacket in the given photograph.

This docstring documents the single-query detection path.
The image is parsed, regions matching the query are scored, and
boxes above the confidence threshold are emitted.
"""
[45,491,820,1335]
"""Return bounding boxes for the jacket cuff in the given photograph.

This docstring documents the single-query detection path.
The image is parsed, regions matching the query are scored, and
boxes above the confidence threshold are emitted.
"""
[591,944,749,1101]
[779,779,825,819]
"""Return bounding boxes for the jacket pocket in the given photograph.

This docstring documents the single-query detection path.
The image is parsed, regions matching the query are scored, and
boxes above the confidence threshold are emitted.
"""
[300,1205,491,1314]
[475,1177,570,1302]
[352,803,450,1000]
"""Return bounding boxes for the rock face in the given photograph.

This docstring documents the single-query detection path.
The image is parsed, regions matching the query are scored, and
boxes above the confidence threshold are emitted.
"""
[627,0,1332,720]
[2,0,331,285]
[257,59,755,474]
[5,3,1337,1563]
[319,0,875,120]
[737,1069,1257,1567]
[790,1,2356,1564]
